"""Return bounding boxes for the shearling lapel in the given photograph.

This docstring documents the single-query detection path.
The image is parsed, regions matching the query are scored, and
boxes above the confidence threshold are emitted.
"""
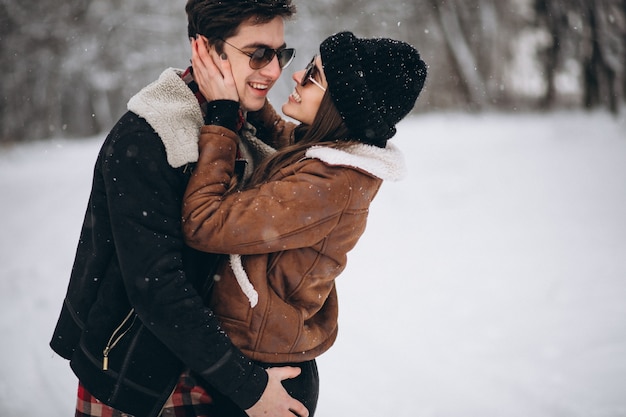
[305,142,407,181]
[127,68,204,168]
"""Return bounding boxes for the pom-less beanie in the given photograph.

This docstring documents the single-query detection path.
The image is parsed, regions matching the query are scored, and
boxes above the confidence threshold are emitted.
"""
[320,31,427,147]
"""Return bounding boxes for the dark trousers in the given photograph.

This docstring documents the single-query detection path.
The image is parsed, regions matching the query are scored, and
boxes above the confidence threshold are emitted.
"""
[204,359,319,417]
[276,359,319,416]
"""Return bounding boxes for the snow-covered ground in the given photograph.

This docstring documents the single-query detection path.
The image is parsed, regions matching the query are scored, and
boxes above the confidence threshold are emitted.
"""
[1,111,625,417]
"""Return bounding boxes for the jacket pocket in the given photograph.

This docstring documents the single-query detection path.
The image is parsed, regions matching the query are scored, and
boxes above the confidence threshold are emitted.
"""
[102,308,137,371]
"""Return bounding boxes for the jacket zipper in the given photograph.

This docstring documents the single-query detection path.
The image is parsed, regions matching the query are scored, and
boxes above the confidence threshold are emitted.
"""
[102,308,136,371]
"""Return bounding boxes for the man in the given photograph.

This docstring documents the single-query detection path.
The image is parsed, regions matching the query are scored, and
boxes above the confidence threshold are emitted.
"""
[49,1,308,416]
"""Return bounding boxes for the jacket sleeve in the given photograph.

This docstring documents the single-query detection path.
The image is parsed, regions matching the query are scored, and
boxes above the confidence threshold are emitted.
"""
[183,125,351,255]
[102,121,267,409]
[247,99,297,149]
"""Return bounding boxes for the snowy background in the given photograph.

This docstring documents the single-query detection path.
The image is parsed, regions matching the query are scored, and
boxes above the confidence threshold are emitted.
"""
[1,111,625,416]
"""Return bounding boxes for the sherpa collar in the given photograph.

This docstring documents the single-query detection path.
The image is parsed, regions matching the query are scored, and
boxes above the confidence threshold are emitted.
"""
[305,142,407,181]
[127,68,204,168]
[127,68,276,171]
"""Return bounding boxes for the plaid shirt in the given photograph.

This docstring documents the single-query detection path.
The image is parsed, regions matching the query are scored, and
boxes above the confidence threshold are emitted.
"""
[76,383,134,417]
[76,370,246,417]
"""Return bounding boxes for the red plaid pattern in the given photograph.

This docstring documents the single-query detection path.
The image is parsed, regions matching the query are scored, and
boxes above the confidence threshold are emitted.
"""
[75,383,134,417]
[160,370,215,417]
[76,370,219,417]
[180,66,209,114]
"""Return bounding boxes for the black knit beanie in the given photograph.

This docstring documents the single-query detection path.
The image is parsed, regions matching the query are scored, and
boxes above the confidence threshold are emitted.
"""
[320,31,427,147]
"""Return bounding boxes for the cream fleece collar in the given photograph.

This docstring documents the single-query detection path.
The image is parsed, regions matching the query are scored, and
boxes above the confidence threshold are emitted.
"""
[305,142,407,181]
[127,68,204,168]
[127,68,276,171]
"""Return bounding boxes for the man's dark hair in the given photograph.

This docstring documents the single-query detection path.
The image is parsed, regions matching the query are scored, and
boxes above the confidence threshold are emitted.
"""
[186,0,296,46]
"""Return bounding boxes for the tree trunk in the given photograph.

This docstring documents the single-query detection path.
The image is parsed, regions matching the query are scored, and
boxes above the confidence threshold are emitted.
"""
[534,0,565,109]
[431,0,488,109]
[581,0,624,113]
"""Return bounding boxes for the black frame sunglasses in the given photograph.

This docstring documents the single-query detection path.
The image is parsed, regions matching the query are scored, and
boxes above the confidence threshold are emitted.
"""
[220,38,295,70]
[300,56,326,91]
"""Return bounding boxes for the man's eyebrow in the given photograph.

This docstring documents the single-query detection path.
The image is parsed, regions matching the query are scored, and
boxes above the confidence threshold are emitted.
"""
[242,42,288,50]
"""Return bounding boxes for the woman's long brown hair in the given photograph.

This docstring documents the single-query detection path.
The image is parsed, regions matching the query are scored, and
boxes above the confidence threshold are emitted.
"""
[244,92,357,190]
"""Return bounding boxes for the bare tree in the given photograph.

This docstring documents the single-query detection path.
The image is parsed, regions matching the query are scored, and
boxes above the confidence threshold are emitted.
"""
[1,1,91,142]
[534,0,567,108]
[429,0,489,109]
[1,0,187,143]
[580,0,625,113]
[534,0,625,113]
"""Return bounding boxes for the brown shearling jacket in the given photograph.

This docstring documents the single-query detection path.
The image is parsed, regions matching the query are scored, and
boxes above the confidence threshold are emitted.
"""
[182,121,406,363]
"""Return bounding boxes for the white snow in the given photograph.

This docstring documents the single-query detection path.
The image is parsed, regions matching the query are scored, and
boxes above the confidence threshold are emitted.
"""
[1,111,625,417]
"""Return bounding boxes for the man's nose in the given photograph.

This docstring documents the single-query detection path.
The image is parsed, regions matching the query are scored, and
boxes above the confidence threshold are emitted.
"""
[260,55,282,79]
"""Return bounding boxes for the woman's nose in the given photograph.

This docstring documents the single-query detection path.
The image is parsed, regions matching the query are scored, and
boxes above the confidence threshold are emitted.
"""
[292,69,304,85]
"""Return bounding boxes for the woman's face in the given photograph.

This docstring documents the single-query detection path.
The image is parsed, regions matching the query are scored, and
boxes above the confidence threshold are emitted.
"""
[282,55,327,125]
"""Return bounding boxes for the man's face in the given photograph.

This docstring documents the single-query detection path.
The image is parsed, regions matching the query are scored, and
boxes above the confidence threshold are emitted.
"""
[222,17,286,112]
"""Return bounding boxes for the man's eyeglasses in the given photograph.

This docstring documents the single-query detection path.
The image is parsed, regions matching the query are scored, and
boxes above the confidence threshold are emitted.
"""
[300,56,326,92]
[220,38,295,70]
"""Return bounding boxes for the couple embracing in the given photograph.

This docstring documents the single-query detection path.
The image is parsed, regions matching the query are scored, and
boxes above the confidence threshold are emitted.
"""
[50,1,427,416]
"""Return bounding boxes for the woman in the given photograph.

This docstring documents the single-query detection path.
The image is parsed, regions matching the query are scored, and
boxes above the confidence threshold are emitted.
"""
[184,31,427,416]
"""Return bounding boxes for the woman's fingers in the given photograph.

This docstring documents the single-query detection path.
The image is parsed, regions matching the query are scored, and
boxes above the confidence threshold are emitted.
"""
[191,36,239,102]
[214,50,237,93]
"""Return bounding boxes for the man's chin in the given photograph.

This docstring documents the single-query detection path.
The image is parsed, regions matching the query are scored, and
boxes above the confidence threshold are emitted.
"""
[241,95,268,113]
[242,103,264,113]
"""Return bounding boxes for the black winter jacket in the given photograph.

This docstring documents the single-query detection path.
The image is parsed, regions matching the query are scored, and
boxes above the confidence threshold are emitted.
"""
[50,68,267,417]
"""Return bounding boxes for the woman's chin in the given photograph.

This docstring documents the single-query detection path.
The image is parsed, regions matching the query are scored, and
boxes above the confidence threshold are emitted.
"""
[281,103,296,120]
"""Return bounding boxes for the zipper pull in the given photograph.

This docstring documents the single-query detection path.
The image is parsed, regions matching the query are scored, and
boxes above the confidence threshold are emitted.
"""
[101,308,135,372]
[103,347,110,371]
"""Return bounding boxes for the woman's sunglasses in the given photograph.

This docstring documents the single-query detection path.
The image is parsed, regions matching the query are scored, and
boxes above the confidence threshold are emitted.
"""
[220,38,295,70]
[300,56,326,92]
